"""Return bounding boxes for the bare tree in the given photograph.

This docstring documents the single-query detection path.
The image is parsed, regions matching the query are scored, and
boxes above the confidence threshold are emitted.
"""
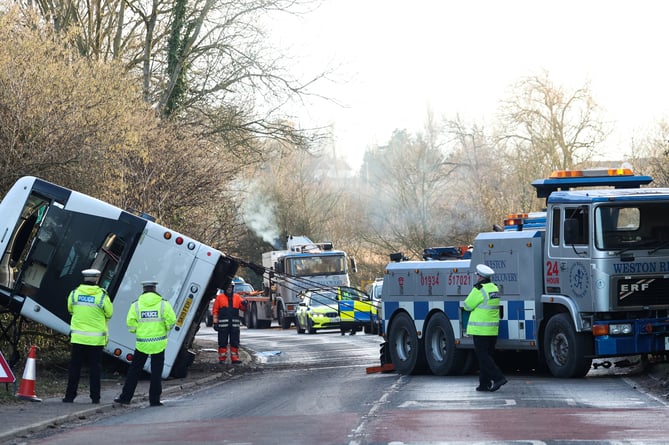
[445,118,507,237]
[359,121,459,259]
[496,71,609,210]
[628,119,669,187]
[0,8,144,194]
[0,9,242,247]
[17,0,326,154]
[239,138,349,247]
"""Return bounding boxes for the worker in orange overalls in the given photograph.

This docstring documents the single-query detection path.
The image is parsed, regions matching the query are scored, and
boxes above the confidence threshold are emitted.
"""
[213,282,247,364]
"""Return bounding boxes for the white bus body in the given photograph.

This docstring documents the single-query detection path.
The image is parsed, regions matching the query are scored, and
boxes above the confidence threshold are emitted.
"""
[0,177,238,378]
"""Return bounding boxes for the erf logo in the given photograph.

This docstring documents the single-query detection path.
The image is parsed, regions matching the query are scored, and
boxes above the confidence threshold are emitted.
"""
[619,278,655,301]
[398,277,404,286]
[620,283,650,292]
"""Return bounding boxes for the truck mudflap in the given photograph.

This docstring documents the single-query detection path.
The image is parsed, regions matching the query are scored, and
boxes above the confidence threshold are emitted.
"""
[594,318,669,356]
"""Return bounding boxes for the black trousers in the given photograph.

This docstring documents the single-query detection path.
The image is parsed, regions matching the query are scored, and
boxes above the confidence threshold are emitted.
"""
[217,317,240,348]
[473,335,505,387]
[118,349,165,405]
[65,343,103,402]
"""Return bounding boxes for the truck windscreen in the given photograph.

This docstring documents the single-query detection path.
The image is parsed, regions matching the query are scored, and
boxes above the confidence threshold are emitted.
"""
[595,203,669,250]
[288,255,346,276]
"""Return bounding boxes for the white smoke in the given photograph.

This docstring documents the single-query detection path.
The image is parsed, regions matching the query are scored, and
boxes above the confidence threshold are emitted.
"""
[241,182,281,248]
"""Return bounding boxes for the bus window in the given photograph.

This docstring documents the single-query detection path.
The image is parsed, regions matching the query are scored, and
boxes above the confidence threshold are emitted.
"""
[91,234,126,290]
[1,194,50,289]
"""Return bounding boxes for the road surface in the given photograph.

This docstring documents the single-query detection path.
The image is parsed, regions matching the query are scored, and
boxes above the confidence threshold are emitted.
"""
[24,325,669,444]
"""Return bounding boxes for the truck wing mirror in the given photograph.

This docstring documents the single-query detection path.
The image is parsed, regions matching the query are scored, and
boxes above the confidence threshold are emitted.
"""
[350,257,357,273]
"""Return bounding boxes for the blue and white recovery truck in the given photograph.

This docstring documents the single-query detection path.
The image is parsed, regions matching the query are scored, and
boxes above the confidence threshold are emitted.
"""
[381,167,669,378]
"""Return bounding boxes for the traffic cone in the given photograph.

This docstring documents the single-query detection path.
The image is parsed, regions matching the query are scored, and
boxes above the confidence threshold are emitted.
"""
[16,345,42,402]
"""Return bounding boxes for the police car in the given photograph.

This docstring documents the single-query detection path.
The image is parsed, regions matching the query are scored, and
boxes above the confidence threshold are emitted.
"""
[295,289,341,334]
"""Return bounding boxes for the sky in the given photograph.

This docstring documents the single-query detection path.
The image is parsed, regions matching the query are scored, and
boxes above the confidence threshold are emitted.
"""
[269,1,669,170]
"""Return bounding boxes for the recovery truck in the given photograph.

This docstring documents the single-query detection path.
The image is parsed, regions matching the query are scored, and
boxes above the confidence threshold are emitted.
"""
[243,235,356,329]
[381,167,669,378]
[0,176,239,378]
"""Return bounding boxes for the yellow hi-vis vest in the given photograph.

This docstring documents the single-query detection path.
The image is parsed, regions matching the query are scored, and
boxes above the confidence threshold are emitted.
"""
[127,291,177,354]
[67,284,113,346]
[463,282,500,336]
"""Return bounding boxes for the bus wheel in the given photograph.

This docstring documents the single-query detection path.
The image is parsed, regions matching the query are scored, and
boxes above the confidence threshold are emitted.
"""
[424,312,466,375]
[170,349,195,378]
[543,313,593,378]
[388,312,426,375]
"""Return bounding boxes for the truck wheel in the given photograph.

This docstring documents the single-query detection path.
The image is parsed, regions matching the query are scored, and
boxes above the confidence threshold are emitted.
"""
[388,311,426,374]
[543,313,593,378]
[279,306,291,329]
[379,341,390,365]
[244,305,254,329]
[424,312,467,375]
[251,303,263,329]
[248,303,257,329]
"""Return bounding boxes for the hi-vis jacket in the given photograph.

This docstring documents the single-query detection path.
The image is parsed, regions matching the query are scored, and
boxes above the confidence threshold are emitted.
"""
[126,291,176,354]
[463,281,500,336]
[212,292,247,324]
[67,283,113,346]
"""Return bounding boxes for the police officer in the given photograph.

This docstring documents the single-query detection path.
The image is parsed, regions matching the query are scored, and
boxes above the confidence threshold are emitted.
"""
[63,268,113,404]
[463,264,507,392]
[212,282,247,364]
[114,280,176,406]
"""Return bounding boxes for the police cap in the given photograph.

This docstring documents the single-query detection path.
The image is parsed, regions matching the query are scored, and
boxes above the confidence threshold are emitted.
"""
[141,280,158,288]
[476,264,495,278]
[82,269,101,277]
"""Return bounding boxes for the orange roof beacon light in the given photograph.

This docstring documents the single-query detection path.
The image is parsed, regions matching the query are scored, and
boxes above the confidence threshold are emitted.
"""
[532,167,652,199]
[549,168,634,179]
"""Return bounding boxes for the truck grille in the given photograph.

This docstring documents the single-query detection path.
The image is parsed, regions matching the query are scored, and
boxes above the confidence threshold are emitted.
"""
[615,276,669,308]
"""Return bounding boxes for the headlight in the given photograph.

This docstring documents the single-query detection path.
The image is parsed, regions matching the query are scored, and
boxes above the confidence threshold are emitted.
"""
[609,323,633,335]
